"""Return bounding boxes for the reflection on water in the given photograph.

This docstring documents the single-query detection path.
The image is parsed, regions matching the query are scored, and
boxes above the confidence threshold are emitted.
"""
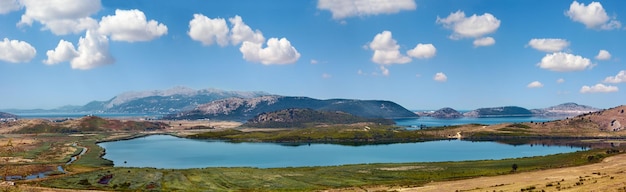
[99,135,584,169]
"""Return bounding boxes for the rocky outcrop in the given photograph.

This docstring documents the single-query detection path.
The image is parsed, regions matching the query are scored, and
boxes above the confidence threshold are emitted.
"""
[0,112,17,119]
[531,102,599,118]
[431,107,463,119]
[244,108,394,128]
[464,106,532,118]
[417,107,463,119]
[164,96,418,121]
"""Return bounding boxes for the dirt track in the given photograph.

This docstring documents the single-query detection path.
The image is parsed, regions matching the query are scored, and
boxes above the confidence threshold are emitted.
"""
[400,153,626,192]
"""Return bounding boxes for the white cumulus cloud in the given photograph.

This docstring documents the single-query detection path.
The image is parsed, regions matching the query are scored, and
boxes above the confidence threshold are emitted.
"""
[434,72,447,82]
[71,30,114,70]
[43,40,78,65]
[46,30,114,70]
[527,81,544,88]
[369,31,411,65]
[407,43,436,59]
[239,38,301,65]
[580,83,618,93]
[317,0,416,20]
[0,0,20,14]
[18,0,101,35]
[188,14,230,46]
[557,78,565,83]
[603,70,626,84]
[436,10,500,39]
[595,49,611,60]
[473,37,495,47]
[98,9,168,42]
[0,38,36,63]
[537,52,592,72]
[566,1,621,30]
[229,15,265,45]
[527,38,570,52]
[188,15,298,65]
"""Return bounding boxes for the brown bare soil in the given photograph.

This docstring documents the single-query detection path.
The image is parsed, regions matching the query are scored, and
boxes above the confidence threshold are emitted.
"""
[389,153,626,192]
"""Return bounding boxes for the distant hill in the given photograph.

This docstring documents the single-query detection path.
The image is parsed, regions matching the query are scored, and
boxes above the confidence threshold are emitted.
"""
[531,102,599,118]
[418,107,463,119]
[0,112,17,119]
[244,108,394,128]
[11,116,168,134]
[163,96,418,121]
[464,106,533,118]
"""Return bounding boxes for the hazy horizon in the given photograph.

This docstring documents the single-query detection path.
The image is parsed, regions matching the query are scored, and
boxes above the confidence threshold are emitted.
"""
[1,0,624,110]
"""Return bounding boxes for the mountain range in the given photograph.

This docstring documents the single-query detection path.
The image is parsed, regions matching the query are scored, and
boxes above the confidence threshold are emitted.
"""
[4,86,269,114]
[419,103,599,119]
[163,96,418,121]
[1,87,603,122]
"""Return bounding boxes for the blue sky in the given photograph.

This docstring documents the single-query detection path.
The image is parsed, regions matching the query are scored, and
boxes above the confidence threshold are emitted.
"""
[0,0,625,110]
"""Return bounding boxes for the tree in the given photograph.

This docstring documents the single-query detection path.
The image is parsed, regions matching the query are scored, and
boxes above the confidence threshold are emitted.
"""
[512,163,518,172]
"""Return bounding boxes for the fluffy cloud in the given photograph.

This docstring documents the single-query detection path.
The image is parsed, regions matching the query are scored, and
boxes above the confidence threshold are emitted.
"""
[434,72,447,82]
[0,38,36,63]
[595,49,611,60]
[18,0,101,35]
[527,81,544,88]
[43,40,78,65]
[407,43,436,59]
[322,73,332,79]
[436,11,500,39]
[239,38,301,65]
[188,14,297,65]
[188,14,230,46]
[71,30,114,70]
[98,9,168,42]
[527,38,570,52]
[0,0,20,14]
[473,37,495,47]
[317,0,416,20]
[537,52,592,72]
[603,70,626,84]
[566,1,621,30]
[229,15,265,45]
[557,78,565,83]
[580,83,618,93]
[44,30,114,70]
[369,31,411,65]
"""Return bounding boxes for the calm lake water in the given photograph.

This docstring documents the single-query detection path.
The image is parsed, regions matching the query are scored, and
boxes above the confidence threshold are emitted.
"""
[99,135,583,169]
[396,116,558,128]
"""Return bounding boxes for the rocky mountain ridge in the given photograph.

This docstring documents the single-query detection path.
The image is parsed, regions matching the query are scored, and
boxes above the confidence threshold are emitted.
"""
[417,103,600,119]
[244,108,394,128]
[164,96,418,121]
[417,107,463,119]
[4,87,270,114]
[531,102,599,117]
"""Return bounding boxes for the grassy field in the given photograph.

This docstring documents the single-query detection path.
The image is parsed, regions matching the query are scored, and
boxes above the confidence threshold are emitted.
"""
[189,124,440,144]
[33,148,620,191]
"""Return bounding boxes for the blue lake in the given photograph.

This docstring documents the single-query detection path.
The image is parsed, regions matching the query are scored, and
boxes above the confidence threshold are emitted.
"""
[98,135,583,169]
[395,116,558,128]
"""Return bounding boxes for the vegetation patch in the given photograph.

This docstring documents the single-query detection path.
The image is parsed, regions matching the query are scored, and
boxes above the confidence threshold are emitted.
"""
[189,125,439,144]
[36,148,621,191]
